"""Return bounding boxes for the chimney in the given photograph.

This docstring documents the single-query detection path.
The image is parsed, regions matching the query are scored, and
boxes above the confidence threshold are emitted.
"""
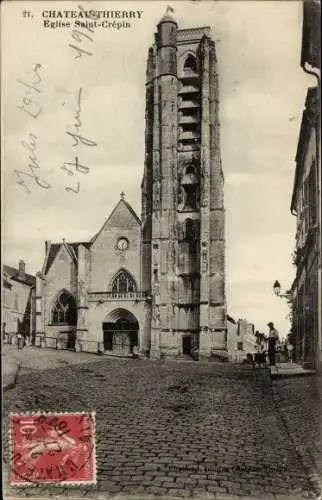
[18,260,26,277]
[45,240,51,254]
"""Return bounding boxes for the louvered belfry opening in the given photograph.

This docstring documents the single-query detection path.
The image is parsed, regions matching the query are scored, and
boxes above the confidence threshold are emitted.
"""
[178,54,201,149]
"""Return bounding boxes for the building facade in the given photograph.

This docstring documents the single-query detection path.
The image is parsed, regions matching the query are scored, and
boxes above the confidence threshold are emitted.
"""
[226,317,258,363]
[35,13,227,360]
[291,0,321,370]
[2,261,36,344]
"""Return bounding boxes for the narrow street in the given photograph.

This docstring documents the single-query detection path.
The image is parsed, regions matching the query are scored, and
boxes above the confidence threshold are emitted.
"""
[2,346,320,499]
[272,373,322,495]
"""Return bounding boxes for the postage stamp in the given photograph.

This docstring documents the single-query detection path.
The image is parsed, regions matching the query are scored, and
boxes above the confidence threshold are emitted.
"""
[9,412,96,485]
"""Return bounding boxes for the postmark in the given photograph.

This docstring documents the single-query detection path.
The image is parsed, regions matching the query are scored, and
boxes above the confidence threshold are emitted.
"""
[9,412,96,485]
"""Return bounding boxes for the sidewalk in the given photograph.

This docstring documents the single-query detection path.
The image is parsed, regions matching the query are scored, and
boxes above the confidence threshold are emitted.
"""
[270,362,316,379]
[2,353,19,391]
[272,370,322,497]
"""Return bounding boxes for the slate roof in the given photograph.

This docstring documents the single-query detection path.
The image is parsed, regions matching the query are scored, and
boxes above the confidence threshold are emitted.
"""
[90,197,141,245]
[103,198,140,227]
[3,265,36,287]
[123,199,141,225]
[3,276,12,289]
[227,314,236,325]
[44,197,139,274]
[44,242,91,275]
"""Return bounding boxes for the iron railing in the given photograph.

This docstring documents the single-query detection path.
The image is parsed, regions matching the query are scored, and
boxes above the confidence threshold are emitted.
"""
[87,290,151,302]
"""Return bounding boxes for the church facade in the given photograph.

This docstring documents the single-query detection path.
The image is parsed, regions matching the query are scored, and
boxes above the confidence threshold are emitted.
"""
[35,13,227,360]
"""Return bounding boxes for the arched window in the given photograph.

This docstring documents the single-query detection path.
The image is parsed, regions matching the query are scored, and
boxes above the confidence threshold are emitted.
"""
[183,219,199,253]
[181,166,199,210]
[111,270,137,293]
[52,291,77,325]
[183,55,197,73]
[184,219,196,242]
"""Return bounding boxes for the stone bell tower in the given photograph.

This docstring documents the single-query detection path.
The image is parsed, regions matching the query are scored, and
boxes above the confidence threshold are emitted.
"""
[141,8,227,359]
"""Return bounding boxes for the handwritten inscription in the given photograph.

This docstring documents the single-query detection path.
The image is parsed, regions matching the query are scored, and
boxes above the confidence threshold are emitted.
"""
[17,64,43,119]
[63,87,97,193]
[69,6,95,58]
[14,133,51,194]
[15,64,51,194]
[66,87,97,147]
[14,46,97,194]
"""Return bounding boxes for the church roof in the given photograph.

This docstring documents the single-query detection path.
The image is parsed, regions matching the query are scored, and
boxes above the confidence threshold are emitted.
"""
[90,194,141,245]
[118,198,141,226]
[43,194,139,273]
[3,264,36,287]
[43,241,91,275]
[44,245,60,274]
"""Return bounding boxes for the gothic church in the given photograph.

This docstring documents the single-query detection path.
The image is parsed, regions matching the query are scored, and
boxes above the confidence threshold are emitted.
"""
[35,12,227,359]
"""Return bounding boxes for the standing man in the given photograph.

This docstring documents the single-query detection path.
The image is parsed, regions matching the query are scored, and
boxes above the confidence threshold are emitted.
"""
[16,332,23,350]
[267,322,279,366]
[286,341,294,363]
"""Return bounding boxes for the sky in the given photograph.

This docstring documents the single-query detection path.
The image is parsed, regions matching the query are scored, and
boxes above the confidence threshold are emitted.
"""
[2,1,316,337]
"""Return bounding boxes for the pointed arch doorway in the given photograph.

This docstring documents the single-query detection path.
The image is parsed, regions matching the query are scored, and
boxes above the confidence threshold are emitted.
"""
[102,308,139,356]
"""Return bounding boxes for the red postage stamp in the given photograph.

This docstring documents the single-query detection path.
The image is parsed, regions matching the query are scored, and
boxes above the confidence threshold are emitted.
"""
[9,412,96,485]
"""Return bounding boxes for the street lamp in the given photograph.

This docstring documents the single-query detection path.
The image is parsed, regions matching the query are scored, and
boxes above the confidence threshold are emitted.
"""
[273,280,281,296]
[273,280,292,300]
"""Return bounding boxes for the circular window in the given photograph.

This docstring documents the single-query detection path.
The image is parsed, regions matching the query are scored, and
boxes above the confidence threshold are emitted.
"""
[117,238,129,251]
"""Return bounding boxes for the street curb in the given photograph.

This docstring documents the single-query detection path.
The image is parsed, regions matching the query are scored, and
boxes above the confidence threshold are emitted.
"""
[270,381,322,498]
[270,366,316,379]
[3,495,318,500]
[270,371,316,380]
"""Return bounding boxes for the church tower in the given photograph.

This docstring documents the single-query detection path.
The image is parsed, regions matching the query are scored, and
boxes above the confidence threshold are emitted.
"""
[141,9,227,359]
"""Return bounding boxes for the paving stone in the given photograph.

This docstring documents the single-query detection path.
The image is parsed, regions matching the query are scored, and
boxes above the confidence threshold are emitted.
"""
[207,485,228,493]
[272,373,322,496]
[142,479,163,487]
[145,486,168,495]
[191,488,215,498]
[130,475,147,481]
[98,482,121,492]
[175,477,198,485]
[2,346,317,498]
[166,488,192,497]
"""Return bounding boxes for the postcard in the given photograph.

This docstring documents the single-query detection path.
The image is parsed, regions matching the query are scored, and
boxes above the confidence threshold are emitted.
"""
[2,1,321,499]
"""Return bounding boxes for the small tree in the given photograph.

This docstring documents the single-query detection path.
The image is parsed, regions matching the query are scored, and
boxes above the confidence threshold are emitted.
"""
[285,290,296,335]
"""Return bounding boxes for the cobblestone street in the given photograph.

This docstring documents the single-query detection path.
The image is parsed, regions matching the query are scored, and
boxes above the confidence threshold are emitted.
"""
[272,374,322,496]
[2,347,319,499]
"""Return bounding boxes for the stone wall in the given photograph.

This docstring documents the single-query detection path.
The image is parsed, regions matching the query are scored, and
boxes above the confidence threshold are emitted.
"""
[86,300,148,352]
[3,281,33,337]
[43,245,78,343]
[90,202,141,292]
